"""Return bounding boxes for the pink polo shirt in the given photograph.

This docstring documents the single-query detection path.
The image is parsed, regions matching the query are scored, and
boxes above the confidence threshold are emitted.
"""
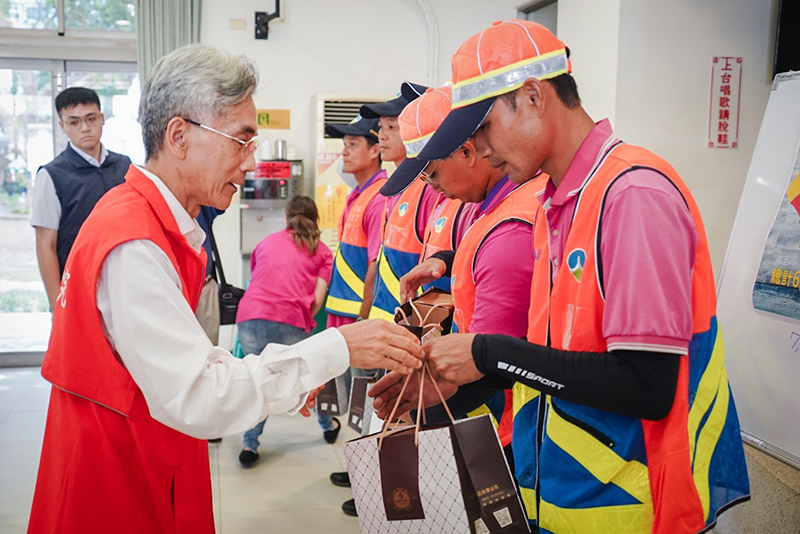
[454,202,481,248]
[541,119,697,353]
[470,177,534,338]
[236,229,333,333]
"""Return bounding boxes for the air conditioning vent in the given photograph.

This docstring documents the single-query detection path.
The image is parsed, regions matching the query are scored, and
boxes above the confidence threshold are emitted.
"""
[323,100,377,137]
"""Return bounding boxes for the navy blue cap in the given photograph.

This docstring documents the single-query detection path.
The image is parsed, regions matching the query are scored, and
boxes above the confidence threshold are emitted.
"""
[360,82,429,119]
[400,81,428,103]
[416,97,495,161]
[325,115,380,143]
[379,157,429,196]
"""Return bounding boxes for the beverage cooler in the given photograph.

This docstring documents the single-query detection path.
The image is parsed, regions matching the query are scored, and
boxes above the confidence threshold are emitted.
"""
[240,159,303,255]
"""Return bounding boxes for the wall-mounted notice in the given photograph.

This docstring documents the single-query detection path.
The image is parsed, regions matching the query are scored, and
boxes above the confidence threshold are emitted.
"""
[708,56,742,148]
[256,109,290,129]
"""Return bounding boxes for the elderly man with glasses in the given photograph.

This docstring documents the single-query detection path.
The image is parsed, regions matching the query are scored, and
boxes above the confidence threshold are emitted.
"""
[27,44,423,534]
[30,86,132,311]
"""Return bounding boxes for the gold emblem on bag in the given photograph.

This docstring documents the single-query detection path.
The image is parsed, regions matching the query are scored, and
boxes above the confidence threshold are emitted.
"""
[391,487,414,511]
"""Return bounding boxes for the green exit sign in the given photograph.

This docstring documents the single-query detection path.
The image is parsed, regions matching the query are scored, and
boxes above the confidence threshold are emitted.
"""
[256,109,290,129]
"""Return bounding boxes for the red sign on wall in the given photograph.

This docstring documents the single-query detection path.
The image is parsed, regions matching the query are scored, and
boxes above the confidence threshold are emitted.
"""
[708,56,743,149]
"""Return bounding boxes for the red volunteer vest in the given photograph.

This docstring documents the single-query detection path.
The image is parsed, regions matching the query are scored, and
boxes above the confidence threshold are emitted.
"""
[451,176,543,447]
[29,166,214,534]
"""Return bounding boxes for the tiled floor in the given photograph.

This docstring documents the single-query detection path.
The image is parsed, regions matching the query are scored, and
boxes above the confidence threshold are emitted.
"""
[0,367,362,533]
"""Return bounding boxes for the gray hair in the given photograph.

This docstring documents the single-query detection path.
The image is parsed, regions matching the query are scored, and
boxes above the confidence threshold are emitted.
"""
[139,44,259,160]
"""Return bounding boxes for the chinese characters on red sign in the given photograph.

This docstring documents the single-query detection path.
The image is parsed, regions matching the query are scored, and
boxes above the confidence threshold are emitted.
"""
[708,56,742,148]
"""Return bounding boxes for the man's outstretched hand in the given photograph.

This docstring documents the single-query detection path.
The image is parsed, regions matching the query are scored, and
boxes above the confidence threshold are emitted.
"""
[338,319,423,374]
[369,368,458,420]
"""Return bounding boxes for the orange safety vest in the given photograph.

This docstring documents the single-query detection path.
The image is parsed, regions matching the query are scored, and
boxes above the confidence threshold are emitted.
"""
[451,176,543,448]
[326,173,387,318]
[420,197,465,292]
[369,179,436,320]
[30,166,214,534]
[517,143,749,533]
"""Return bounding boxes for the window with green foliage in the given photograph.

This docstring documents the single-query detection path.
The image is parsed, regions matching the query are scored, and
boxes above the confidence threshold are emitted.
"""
[0,0,135,32]
[0,0,137,354]
[65,0,135,32]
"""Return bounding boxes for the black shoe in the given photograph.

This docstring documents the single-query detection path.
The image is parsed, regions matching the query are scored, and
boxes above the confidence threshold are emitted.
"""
[208,438,222,443]
[238,448,259,468]
[342,498,357,517]
[323,417,341,444]
[329,471,351,487]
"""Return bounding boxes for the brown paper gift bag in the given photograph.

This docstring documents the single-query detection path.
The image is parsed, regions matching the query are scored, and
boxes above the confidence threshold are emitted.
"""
[317,378,348,416]
[394,287,454,342]
[342,364,530,534]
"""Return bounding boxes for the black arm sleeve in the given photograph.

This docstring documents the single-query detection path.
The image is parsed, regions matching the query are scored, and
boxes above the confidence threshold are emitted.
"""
[418,379,506,424]
[429,250,456,277]
[472,335,680,420]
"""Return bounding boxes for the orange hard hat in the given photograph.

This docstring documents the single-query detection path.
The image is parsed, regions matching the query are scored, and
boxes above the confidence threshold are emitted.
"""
[418,20,570,161]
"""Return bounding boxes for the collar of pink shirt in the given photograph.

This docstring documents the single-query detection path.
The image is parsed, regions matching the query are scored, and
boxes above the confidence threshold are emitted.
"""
[543,119,620,209]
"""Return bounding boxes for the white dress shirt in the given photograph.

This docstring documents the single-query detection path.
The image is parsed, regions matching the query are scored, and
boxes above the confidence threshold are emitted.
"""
[30,143,109,229]
[96,166,349,439]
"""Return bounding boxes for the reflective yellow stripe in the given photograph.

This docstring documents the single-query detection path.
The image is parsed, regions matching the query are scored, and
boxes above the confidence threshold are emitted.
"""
[539,499,652,534]
[403,131,434,158]
[334,251,364,297]
[453,49,566,91]
[466,404,498,427]
[452,50,569,108]
[688,333,724,457]
[692,357,731,520]
[687,330,726,524]
[520,487,538,522]
[325,295,362,316]
[377,250,402,301]
[513,383,540,417]
[546,400,652,505]
[368,306,395,321]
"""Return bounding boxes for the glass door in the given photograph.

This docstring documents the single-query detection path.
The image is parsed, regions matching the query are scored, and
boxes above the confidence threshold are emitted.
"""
[0,59,140,355]
[0,59,58,354]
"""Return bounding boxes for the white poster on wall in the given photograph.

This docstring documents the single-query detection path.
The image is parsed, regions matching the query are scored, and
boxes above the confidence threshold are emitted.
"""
[708,56,742,149]
[751,138,800,321]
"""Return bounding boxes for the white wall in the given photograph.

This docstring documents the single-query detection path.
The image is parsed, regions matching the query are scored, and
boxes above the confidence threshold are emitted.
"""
[559,0,776,274]
[558,0,621,124]
[613,0,777,274]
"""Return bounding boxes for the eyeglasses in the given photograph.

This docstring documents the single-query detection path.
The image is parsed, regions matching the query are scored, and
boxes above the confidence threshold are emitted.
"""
[63,113,101,129]
[183,118,260,156]
[417,160,440,186]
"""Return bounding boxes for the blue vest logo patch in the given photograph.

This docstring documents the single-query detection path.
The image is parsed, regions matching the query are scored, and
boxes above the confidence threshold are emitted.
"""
[398,203,409,216]
[567,248,586,282]
[434,216,447,233]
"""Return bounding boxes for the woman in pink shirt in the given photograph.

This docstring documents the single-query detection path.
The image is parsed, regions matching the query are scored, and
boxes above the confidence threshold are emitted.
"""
[235,196,337,467]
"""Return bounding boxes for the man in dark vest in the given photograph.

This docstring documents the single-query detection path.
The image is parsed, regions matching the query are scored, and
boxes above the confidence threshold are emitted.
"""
[30,86,131,310]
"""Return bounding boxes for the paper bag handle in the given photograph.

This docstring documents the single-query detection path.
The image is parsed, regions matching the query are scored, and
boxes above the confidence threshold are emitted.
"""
[378,361,456,450]
[394,298,450,333]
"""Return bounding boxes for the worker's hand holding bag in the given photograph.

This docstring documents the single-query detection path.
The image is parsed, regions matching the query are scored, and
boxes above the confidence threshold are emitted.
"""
[342,363,530,534]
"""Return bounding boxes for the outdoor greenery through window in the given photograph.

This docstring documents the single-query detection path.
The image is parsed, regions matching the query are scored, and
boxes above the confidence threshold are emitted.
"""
[0,1,138,353]
[0,0,135,31]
